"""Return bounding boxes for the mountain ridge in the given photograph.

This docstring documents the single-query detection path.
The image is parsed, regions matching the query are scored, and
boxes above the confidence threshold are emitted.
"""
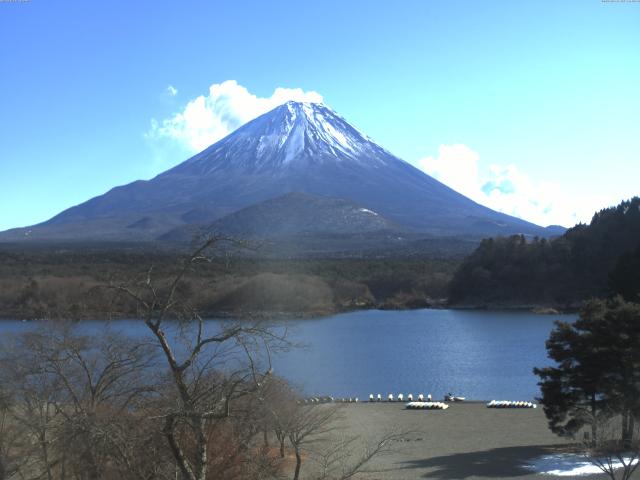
[0,101,561,248]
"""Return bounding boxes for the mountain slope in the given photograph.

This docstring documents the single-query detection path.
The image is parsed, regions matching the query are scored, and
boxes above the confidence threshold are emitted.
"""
[1,102,556,244]
[160,192,400,242]
[448,197,640,307]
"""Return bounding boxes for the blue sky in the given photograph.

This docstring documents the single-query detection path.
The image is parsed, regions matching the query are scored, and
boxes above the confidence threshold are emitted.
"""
[1,0,639,230]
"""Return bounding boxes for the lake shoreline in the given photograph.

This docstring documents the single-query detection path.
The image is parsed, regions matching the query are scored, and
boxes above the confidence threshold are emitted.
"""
[0,301,580,322]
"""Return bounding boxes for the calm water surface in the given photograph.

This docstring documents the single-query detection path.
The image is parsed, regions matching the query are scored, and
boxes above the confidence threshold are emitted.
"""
[0,309,574,401]
[277,309,575,401]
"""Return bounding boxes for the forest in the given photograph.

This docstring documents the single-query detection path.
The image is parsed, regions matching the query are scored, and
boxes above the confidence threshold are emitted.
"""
[448,197,640,309]
[0,245,458,320]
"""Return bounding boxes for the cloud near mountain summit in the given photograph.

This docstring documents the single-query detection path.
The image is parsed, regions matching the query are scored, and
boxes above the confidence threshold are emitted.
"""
[148,80,323,152]
[417,144,599,228]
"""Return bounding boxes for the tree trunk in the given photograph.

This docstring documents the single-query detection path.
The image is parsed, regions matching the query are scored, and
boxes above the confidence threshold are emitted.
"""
[194,417,208,480]
[591,393,597,445]
[622,409,630,446]
[293,447,302,480]
[280,437,286,458]
[82,448,100,480]
[61,449,67,480]
[622,410,635,448]
[164,416,196,480]
[40,435,53,480]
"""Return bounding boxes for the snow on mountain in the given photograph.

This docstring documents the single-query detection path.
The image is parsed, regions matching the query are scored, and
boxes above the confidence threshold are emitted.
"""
[0,101,560,245]
[167,102,391,175]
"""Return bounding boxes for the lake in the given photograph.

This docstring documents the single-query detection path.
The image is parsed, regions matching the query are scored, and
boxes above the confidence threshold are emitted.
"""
[277,309,574,401]
[0,309,574,401]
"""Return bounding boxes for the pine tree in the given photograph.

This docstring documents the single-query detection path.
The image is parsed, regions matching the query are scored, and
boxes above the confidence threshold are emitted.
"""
[534,298,640,444]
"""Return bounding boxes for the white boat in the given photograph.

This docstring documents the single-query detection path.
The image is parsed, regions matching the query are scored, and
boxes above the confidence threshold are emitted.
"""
[445,393,466,402]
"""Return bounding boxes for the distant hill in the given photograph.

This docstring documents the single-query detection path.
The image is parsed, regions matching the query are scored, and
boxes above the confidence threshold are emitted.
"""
[160,192,401,241]
[448,197,640,308]
[0,101,558,250]
[159,192,489,258]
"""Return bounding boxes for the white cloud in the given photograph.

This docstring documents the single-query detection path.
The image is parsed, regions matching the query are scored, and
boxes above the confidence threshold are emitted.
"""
[417,144,601,227]
[418,144,481,200]
[167,85,178,97]
[149,80,323,152]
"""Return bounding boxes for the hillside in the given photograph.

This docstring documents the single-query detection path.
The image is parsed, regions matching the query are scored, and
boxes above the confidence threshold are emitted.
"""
[448,197,640,308]
[159,191,402,243]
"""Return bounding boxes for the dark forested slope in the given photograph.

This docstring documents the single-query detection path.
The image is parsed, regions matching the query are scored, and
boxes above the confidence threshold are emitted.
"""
[0,245,459,320]
[448,197,640,308]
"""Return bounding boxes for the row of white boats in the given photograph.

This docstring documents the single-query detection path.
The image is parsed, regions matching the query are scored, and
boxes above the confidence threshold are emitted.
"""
[486,400,537,408]
[406,401,449,410]
[300,393,446,404]
[297,396,538,409]
[369,393,434,402]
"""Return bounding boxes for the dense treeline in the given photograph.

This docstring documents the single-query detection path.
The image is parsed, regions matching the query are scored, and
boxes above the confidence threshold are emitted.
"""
[0,246,458,319]
[449,197,640,308]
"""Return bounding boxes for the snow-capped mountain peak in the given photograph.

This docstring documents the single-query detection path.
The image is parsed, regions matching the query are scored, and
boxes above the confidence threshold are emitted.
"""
[171,101,393,175]
[7,100,554,244]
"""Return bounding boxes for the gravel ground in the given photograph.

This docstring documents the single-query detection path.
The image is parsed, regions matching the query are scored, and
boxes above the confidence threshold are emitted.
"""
[310,402,613,480]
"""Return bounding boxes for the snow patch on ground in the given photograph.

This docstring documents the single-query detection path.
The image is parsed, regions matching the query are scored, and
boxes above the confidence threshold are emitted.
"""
[358,208,378,216]
[525,453,638,476]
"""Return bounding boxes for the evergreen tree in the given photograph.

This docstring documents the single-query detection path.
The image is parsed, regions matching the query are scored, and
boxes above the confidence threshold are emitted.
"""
[534,298,640,444]
[610,243,640,302]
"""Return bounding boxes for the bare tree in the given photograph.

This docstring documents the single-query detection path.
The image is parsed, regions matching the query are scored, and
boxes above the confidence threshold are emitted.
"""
[0,237,412,480]
[1,339,62,480]
[286,404,341,480]
[310,430,408,480]
[110,237,289,480]
[274,399,408,480]
[583,413,640,480]
[260,377,299,458]
[0,323,163,480]
[0,386,32,480]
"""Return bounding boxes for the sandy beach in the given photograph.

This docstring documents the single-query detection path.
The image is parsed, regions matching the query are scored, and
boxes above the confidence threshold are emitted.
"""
[312,402,612,480]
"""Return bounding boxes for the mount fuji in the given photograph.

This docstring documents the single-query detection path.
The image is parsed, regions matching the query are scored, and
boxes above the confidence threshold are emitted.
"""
[1,101,561,248]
